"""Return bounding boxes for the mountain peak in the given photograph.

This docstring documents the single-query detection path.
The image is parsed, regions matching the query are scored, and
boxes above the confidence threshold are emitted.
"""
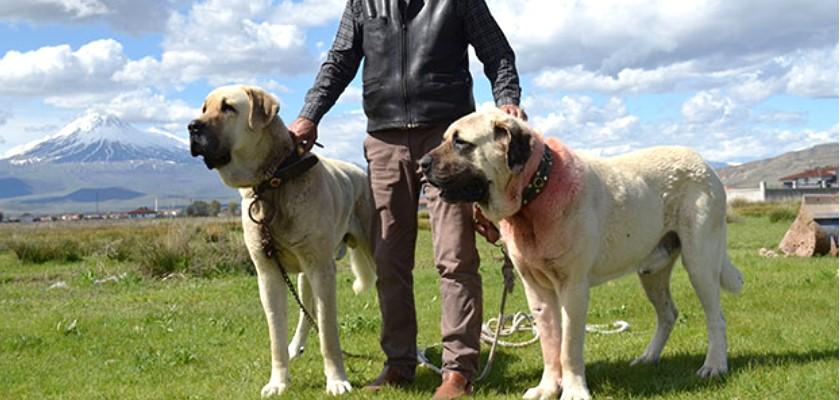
[3,112,192,165]
[64,111,127,133]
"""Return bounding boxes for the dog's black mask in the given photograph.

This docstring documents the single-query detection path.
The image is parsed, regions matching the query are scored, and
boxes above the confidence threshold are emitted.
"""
[423,161,490,203]
[188,119,231,170]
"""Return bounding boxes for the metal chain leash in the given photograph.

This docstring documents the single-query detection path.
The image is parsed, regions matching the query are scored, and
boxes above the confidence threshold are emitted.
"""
[249,193,319,333]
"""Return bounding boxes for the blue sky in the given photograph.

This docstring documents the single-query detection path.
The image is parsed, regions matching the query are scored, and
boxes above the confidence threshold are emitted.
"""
[0,0,836,165]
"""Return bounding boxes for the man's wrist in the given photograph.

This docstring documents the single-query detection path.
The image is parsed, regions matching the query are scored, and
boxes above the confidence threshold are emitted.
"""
[298,103,325,125]
[495,96,520,107]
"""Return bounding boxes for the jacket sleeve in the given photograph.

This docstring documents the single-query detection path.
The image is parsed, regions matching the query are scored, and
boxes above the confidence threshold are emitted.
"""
[299,0,364,123]
[461,0,521,106]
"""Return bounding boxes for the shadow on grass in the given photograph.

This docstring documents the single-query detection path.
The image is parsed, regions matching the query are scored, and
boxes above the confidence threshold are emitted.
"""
[396,345,525,397]
[466,349,837,397]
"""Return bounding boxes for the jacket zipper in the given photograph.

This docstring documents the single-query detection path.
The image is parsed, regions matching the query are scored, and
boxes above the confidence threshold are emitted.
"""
[401,22,416,128]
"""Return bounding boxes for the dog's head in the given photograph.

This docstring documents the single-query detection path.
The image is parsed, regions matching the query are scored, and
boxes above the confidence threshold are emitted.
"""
[189,85,293,188]
[421,109,536,220]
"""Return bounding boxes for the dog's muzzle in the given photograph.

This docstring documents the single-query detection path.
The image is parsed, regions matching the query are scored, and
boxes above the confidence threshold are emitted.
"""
[188,119,230,169]
[421,154,489,203]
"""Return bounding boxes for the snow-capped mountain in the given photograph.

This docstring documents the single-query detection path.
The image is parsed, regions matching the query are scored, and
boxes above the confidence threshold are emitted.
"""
[0,112,237,214]
[2,112,192,165]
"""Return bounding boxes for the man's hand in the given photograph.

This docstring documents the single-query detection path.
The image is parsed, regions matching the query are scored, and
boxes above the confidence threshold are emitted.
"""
[498,104,528,121]
[473,205,501,244]
[288,117,318,154]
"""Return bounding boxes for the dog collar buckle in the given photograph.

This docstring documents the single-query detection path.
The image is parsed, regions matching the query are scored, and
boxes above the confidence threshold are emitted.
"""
[521,147,553,207]
[270,177,283,188]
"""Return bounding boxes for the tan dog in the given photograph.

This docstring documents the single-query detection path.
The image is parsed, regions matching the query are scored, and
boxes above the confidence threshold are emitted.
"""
[421,109,743,400]
[189,85,376,397]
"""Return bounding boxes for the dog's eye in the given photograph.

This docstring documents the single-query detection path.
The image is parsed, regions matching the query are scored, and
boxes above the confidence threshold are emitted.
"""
[221,102,236,114]
[201,105,207,114]
[452,135,474,153]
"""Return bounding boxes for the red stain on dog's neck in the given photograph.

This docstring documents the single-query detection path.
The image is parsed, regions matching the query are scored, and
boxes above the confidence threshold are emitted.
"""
[500,135,583,254]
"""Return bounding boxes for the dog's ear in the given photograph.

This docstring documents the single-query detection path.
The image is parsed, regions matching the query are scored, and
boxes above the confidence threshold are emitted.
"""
[244,87,279,131]
[494,119,531,174]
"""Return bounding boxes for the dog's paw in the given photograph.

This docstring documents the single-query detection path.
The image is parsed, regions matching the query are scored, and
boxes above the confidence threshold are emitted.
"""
[288,344,304,361]
[325,379,352,396]
[523,383,561,400]
[630,351,660,366]
[696,363,727,379]
[559,385,591,400]
[260,380,288,398]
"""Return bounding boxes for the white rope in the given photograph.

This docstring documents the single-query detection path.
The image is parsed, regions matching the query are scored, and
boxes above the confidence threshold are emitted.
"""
[418,314,630,375]
[586,320,631,335]
[480,311,540,348]
[416,245,630,378]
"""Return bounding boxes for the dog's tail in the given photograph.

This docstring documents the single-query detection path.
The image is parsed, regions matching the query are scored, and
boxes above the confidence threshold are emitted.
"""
[720,257,744,294]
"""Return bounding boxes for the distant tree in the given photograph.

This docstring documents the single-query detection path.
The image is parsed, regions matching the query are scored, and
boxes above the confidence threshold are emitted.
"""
[227,201,240,215]
[209,200,221,217]
[186,201,210,217]
[0,211,3,222]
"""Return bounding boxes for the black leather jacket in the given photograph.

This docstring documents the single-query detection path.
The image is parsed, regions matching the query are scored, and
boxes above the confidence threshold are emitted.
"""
[300,0,521,132]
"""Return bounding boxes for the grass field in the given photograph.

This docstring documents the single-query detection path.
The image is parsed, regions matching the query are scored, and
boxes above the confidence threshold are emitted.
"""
[0,216,837,399]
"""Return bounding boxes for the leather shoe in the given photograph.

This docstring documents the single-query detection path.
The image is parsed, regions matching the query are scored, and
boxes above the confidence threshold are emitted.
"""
[432,370,473,399]
[364,365,415,391]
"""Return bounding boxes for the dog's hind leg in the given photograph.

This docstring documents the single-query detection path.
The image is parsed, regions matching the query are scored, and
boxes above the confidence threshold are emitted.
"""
[288,273,315,361]
[306,264,352,395]
[631,246,679,366]
[346,233,376,294]
[679,191,730,379]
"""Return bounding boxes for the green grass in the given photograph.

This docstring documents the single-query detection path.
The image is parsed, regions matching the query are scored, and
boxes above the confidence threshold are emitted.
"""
[0,217,837,399]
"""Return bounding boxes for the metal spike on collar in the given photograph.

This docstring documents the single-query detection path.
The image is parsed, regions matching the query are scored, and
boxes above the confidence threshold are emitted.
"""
[521,147,553,206]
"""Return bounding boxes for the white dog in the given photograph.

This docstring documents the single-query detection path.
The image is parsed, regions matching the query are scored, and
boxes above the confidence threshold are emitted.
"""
[189,85,376,396]
[421,109,743,400]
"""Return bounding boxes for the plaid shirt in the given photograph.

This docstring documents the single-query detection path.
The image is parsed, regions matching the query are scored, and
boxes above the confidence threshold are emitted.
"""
[300,0,521,123]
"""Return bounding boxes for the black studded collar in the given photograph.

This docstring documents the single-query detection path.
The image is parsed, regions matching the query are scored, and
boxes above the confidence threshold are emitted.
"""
[521,146,553,206]
[254,151,320,195]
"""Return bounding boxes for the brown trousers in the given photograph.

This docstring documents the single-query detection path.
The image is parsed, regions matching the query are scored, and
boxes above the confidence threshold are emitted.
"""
[363,125,482,380]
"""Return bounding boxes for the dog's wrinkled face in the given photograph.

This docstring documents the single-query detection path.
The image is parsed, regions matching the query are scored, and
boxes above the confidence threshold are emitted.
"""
[421,109,532,217]
[189,85,287,188]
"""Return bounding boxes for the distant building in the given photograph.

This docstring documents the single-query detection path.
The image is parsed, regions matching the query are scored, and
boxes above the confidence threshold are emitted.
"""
[779,166,838,189]
[127,207,158,219]
[158,209,183,218]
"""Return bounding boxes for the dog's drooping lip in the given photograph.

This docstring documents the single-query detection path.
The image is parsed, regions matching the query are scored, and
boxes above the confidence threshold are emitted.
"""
[426,174,490,203]
[189,131,231,170]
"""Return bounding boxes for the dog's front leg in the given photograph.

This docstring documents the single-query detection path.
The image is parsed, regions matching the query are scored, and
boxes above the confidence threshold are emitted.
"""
[520,274,563,400]
[255,262,291,397]
[306,265,352,395]
[558,282,591,400]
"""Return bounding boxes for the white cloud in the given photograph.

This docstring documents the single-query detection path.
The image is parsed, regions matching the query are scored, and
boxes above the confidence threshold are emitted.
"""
[315,109,367,166]
[89,88,197,125]
[525,95,640,155]
[0,39,126,96]
[336,85,362,104]
[784,47,839,98]
[681,90,743,125]
[115,0,316,87]
[271,0,345,28]
[488,0,837,100]
[0,0,108,20]
[488,0,836,73]
[521,90,834,163]
[534,62,704,94]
